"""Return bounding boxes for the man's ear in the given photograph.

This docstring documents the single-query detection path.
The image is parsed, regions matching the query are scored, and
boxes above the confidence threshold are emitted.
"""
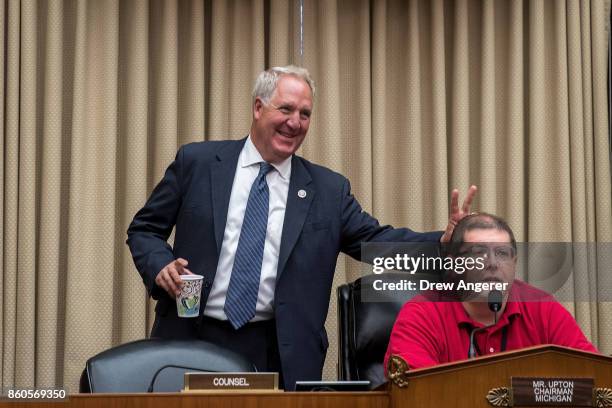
[253,97,264,120]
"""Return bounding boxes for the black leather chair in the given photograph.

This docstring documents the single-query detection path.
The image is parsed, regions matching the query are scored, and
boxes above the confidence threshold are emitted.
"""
[80,338,256,393]
[337,272,438,388]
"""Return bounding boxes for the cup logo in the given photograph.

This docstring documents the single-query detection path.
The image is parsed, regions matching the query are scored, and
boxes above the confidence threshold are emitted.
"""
[177,278,203,317]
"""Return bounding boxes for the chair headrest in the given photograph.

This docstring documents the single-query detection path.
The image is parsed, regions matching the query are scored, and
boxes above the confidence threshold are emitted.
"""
[84,338,255,393]
[343,272,439,387]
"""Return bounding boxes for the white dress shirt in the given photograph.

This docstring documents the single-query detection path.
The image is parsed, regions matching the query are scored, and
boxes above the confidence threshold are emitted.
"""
[204,136,291,321]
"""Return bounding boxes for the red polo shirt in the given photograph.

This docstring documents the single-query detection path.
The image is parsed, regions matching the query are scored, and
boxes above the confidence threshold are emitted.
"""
[384,280,598,370]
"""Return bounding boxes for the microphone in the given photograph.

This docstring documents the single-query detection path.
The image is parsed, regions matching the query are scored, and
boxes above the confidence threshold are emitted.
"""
[468,290,504,359]
[488,289,503,315]
[147,364,209,392]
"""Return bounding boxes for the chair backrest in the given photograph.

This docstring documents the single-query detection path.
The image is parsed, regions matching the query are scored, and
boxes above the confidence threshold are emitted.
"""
[80,338,256,393]
[337,272,438,388]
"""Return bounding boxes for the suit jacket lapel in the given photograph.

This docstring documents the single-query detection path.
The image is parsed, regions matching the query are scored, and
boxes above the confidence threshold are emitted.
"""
[210,138,246,255]
[277,156,314,279]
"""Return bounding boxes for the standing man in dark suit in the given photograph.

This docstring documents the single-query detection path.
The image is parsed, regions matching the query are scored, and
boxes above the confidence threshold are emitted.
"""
[127,65,477,390]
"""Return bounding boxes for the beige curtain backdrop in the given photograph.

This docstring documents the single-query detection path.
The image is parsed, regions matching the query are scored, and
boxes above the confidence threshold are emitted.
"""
[1,0,611,392]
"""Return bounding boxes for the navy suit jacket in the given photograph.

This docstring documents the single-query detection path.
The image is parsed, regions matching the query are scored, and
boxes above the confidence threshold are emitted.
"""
[127,138,442,389]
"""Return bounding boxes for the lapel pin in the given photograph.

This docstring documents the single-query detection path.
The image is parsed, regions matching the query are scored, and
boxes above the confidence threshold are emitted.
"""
[298,189,307,198]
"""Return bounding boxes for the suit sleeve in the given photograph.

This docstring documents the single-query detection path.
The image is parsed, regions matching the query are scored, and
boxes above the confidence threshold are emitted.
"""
[339,178,443,260]
[126,147,185,299]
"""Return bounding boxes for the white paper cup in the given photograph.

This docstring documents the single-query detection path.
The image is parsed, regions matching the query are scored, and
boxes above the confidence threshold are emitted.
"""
[176,275,203,318]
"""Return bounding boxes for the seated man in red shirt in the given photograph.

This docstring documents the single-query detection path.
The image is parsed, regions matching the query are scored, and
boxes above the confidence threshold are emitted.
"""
[384,213,597,370]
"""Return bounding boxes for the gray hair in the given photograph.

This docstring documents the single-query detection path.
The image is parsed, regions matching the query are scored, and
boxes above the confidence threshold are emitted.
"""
[252,65,315,104]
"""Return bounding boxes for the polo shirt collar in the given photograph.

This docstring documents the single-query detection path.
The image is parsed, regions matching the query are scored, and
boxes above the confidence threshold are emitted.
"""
[454,294,522,330]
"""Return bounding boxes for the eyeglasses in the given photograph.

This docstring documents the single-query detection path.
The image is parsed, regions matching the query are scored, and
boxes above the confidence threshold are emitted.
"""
[458,245,516,262]
[266,102,312,122]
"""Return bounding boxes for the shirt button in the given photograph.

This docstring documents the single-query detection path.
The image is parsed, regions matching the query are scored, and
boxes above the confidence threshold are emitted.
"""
[489,347,495,353]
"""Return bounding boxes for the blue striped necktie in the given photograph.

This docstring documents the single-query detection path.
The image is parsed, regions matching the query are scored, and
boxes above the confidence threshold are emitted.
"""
[224,162,273,329]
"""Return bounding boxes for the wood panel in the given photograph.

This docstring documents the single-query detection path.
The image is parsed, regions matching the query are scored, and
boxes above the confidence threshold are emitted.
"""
[2,391,389,408]
[390,346,612,408]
